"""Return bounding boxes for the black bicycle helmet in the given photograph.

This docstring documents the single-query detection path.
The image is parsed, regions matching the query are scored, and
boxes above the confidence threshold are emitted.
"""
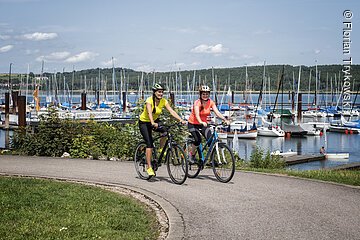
[152,83,166,91]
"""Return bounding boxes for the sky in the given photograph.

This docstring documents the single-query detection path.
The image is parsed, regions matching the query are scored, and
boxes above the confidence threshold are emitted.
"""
[0,0,359,74]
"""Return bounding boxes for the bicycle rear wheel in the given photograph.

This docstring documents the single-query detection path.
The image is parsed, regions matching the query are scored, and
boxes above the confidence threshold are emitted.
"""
[166,144,188,185]
[134,142,152,180]
[211,142,235,183]
[184,141,202,178]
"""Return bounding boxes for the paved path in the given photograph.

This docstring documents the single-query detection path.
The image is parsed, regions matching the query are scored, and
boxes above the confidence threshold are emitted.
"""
[1,155,359,240]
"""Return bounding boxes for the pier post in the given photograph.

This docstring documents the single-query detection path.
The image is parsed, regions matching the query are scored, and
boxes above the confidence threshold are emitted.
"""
[122,91,127,112]
[81,92,87,110]
[96,90,100,107]
[231,91,235,104]
[291,91,295,113]
[297,93,302,121]
[4,92,9,129]
[169,92,175,105]
[11,90,19,114]
[17,96,26,128]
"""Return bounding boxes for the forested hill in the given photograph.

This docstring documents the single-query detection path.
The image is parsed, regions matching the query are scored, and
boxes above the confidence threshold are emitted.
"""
[1,64,359,92]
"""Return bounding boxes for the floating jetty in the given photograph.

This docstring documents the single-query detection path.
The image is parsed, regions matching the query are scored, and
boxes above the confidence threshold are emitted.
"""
[281,154,326,165]
[326,162,360,170]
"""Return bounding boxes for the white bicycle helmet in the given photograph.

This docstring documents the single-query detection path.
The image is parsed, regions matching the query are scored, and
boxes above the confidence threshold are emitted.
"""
[198,85,211,92]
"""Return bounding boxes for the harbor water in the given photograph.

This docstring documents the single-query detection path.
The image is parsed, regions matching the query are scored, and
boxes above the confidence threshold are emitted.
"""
[228,131,360,170]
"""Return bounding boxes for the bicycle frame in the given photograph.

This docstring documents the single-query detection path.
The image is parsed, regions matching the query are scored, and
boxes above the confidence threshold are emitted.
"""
[151,123,179,165]
[135,122,189,184]
[196,125,220,164]
[152,133,171,164]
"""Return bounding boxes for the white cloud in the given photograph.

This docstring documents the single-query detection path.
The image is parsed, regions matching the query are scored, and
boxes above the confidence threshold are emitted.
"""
[36,51,71,62]
[65,51,98,63]
[314,49,321,54]
[0,44,13,53]
[190,44,228,55]
[23,32,58,41]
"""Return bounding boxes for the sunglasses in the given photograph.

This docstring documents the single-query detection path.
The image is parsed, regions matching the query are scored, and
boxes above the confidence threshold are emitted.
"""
[156,90,164,93]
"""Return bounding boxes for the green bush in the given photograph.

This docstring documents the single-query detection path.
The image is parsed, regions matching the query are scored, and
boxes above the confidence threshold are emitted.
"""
[10,108,141,159]
[11,109,83,157]
[249,147,285,169]
[10,106,186,160]
[70,135,102,159]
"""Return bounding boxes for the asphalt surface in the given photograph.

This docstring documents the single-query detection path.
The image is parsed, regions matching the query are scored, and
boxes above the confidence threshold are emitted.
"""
[1,155,359,240]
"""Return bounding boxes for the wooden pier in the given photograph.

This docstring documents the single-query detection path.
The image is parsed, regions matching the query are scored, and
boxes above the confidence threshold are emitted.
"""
[326,162,360,170]
[282,154,326,165]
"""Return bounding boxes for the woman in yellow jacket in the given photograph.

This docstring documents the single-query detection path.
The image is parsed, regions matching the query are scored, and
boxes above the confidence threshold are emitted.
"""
[139,83,186,176]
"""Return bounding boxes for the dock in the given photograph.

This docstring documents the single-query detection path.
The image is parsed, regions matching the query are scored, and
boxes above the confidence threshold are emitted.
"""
[326,162,360,170]
[282,154,326,165]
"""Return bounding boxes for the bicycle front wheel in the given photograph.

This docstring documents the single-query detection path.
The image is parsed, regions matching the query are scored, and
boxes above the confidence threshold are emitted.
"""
[134,142,152,180]
[211,142,235,183]
[184,141,201,178]
[166,144,188,185]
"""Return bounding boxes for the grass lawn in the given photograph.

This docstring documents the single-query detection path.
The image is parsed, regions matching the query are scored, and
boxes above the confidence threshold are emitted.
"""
[239,168,360,186]
[0,176,159,240]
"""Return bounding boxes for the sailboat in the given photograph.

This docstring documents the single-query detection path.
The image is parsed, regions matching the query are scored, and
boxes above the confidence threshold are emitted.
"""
[257,117,285,137]
[256,61,285,137]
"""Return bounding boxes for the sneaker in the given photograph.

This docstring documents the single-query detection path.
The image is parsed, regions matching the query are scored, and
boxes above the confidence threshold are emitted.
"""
[147,167,155,176]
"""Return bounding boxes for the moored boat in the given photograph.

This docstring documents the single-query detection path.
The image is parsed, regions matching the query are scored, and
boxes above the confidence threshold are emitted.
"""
[325,153,350,159]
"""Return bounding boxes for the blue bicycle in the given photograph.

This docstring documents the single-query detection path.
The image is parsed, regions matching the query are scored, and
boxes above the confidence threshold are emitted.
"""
[184,123,235,183]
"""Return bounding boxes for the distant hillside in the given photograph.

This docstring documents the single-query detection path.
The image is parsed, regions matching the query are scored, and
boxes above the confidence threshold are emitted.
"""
[1,64,359,93]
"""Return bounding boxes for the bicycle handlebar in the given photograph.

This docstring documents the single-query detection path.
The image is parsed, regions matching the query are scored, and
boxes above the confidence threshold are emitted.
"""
[155,122,186,136]
[208,123,229,127]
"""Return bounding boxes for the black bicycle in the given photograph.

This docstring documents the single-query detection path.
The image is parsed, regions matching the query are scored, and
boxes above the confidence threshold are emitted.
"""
[134,123,188,185]
[184,123,235,183]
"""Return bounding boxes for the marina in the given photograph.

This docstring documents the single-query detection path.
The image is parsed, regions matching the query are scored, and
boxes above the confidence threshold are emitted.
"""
[1,92,359,171]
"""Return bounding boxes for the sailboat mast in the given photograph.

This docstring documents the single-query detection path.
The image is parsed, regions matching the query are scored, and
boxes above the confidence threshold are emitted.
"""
[315,60,318,107]
[295,65,301,122]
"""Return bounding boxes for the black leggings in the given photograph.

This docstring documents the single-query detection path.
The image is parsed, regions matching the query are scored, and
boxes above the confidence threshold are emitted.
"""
[187,123,212,146]
[139,119,167,148]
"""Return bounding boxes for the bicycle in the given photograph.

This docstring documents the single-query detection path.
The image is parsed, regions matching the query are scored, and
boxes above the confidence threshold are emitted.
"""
[184,123,235,183]
[134,122,188,185]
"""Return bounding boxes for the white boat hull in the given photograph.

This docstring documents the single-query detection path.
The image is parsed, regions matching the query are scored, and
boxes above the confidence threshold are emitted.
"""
[257,127,285,137]
[271,150,297,157]
[325,153,349,159]
[224,130,258,139]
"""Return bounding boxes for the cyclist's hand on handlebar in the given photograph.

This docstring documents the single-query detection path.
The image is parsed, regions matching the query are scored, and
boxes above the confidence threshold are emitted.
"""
[222,120,231,126]
[152,123,159,129]
[201,121,208,127]
[180,119,187,125]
